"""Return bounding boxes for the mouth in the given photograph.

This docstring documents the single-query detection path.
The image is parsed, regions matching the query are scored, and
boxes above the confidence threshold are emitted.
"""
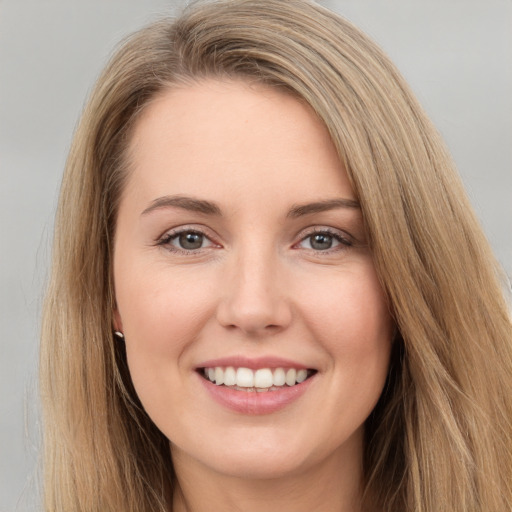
[197,366,317,392]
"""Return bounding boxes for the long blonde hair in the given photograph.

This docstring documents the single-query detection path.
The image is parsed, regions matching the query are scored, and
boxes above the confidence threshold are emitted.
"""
[40,1,512,510]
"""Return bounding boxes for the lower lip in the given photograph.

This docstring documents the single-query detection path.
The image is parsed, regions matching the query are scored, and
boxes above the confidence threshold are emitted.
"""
[197,373,315,415]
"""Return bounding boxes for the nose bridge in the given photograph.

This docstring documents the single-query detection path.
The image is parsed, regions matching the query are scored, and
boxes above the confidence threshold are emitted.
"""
[216,239,291,334]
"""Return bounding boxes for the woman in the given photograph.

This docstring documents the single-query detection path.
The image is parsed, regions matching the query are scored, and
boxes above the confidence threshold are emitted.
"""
[40,0,512,510]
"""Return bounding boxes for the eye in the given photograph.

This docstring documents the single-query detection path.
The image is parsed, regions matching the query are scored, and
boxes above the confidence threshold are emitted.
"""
[297,229,352,252]
[174,232,208,250]
[158,229,216,253]
[304,232,337,251]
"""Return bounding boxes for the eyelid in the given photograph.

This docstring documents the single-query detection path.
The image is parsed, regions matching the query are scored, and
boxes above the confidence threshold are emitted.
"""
[155,224,221,254]
[293,226,355,252]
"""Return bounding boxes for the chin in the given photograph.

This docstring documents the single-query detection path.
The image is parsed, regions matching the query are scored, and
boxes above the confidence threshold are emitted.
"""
[207,451,311,481]
[172,424,345,482]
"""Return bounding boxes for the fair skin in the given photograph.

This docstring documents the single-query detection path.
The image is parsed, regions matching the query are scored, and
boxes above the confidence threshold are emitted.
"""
[113,80,393,512]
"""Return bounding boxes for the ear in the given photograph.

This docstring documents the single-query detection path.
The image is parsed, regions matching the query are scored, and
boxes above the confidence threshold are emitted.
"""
[113,308,124,333]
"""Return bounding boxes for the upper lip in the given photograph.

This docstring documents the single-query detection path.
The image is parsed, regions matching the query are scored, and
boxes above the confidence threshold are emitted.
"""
[196,356,313,370]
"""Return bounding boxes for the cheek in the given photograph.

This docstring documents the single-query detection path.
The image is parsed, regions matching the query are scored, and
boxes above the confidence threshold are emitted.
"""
[116,263,215,350]
[299,262,393,399]
[115,264,218,403]
[303,262,392,345]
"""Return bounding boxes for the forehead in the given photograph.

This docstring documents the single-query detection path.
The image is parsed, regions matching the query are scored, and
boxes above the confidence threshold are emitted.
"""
[123,79,354,212]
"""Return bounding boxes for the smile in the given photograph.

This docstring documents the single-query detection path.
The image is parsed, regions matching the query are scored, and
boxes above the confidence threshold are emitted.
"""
[196,361,318,414]
[200,366,316,391]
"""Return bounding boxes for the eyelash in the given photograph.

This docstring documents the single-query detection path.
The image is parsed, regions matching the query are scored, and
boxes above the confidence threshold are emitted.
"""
[156,226,354,256]
[156,227,217,255]
[294,227,353,254]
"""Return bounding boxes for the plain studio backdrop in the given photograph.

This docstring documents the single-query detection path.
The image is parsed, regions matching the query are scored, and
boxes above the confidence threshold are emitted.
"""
[0,1,510,510]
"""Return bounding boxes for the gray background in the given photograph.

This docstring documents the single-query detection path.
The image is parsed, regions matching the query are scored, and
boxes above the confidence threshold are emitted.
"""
[1,1,510,510]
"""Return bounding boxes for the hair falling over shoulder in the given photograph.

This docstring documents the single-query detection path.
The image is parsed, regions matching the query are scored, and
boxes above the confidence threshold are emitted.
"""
[40,1,512,510]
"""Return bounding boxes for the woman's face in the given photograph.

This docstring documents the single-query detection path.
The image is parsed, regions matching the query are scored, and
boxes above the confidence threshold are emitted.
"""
[113,80,393,479]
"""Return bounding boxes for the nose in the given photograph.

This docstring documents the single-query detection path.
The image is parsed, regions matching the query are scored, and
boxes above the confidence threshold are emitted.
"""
[215,246,292,336]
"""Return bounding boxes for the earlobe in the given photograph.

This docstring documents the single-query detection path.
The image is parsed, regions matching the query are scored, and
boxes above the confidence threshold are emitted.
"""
[113,309,124,334]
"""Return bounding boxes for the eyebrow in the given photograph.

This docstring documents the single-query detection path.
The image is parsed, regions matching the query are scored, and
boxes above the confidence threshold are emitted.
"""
[141,195,360,217]
[287,198,360,218]
[141,195,222,216]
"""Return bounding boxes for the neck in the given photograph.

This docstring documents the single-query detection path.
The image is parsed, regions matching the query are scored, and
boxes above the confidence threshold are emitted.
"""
[171,433,365,512]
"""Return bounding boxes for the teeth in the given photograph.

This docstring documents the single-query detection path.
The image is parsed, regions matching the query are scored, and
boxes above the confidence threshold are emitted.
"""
[296,369,308,383]
[273,367,286,386]
[224,366,236,386]
[236,367,254,387]
[254,368,273,388]
[285,368,296,386]
[214,367,224,386]
[202,366,313,389]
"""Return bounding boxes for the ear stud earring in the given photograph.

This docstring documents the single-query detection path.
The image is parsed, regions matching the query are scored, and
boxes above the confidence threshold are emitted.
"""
[114,331,124,339]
